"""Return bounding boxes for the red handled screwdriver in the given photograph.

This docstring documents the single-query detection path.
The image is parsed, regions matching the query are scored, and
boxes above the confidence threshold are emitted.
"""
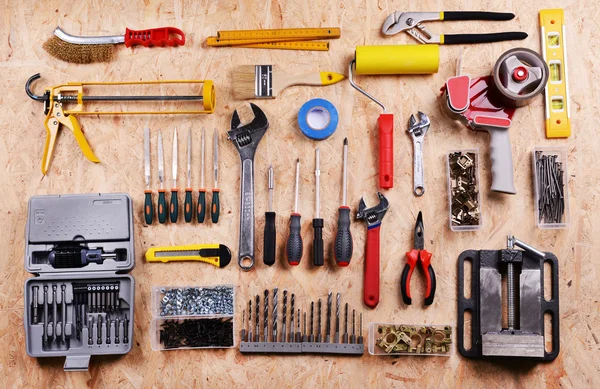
[335,138,353,266]
[286,159,303,266]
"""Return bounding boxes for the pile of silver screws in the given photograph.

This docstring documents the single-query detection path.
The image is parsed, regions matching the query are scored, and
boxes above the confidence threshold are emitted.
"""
[449,152,480,227]
[159,286,234,316]
[535,152,565,224]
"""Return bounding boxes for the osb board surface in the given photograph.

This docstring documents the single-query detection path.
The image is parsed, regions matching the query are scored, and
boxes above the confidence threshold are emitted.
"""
[1,0,599,388]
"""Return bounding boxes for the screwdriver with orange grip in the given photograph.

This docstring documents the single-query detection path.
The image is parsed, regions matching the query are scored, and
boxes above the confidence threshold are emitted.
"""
[401,211,436,305]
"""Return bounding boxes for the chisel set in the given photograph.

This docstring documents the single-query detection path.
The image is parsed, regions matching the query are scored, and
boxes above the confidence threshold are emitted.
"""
[24,194,135,371]
[239,290,364,355]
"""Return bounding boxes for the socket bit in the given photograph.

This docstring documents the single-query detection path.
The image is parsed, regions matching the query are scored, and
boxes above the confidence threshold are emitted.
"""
[97,315,103,345]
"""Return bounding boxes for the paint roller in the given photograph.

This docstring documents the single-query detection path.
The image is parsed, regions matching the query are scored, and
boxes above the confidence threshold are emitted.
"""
[349,45,439,189]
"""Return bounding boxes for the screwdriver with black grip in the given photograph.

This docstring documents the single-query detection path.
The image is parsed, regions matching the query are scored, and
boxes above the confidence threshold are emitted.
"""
[169,128,179,223]
[184,129,193,222]
[157,130,167,223]
[263,164,276,266]
[286,159,303,266]
[197,128,206,223]
[211,128,220,223]
[143,128,154,224]
[335,138,353,266]
[313,148,324,267]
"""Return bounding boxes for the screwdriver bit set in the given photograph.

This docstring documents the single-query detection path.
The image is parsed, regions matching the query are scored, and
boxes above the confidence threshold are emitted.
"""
[239,290,364,355]
[24,194,135,371]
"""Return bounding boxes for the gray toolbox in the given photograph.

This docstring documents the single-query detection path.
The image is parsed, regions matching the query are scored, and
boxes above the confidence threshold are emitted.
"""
[23,193,135,371]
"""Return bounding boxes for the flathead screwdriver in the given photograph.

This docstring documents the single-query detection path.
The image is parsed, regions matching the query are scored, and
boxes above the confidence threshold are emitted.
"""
[335,138,353,266]
[313,148,324,267]
[263,164,276,266]
[286,159,303,266]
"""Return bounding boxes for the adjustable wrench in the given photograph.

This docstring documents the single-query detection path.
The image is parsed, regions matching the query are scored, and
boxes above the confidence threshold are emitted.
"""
[356,192,389,309]
[228,103,269,271]
[407,112,430,196]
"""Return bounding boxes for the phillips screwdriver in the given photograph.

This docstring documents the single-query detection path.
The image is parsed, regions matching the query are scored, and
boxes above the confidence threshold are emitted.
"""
[286,159,303,265]
[197,128,207,223]
[263,164,276,266]
[157,130,167,223]
[335,138,353,266]
[211,128,220,223]
[184,129,193,222]
[313,148,324,267]
[143,128,154,224]
[169,128,179,223]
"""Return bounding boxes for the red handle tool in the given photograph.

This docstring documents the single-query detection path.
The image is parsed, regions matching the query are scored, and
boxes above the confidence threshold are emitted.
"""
[378,113,394,189]
[124,27,185,47]
[401,211,436,305]
[364,225,381,308]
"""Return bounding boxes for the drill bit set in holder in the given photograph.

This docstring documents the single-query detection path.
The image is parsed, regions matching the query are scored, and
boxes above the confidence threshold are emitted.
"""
[239,289,364,355]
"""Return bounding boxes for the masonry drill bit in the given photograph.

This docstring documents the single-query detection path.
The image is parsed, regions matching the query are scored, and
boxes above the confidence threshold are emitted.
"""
[272,288,278,342]
[309,301,315,342]
[290,294,295,342]
[350,309,356,344]
[317,299,322,343]
[248,299,253,342]
[302,311,308,342]
[335,293,340,343]
[282,290,288,342]
[255,295,260,342]
[326,292,332,343]
[358,313,364,344]
[263,289,269,342]
[342,303,349,343]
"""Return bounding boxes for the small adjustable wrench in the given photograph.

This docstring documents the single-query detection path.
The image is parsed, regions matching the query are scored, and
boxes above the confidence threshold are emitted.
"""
[228,103,269,271]
[356,192,389,309]
[407,112,430,196]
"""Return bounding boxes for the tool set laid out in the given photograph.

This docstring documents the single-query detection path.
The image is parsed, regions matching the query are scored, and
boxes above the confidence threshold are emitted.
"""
[26,7,574,369]
[206,27,341,51]
[144,128,220,225]
[24,194,135,371]
[240,290,363,355]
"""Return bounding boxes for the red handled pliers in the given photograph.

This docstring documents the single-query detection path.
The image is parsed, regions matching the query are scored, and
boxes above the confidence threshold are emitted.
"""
[401,211,436,305]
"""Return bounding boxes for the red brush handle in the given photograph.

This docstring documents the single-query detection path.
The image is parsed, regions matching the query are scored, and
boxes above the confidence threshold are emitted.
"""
[124,27,185,47]
[364,225,381,308]
[378,113,394,189]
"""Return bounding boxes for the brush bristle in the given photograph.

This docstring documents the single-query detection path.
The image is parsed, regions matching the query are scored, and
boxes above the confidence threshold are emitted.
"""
[43,35,115,64]
[232,65,261,100]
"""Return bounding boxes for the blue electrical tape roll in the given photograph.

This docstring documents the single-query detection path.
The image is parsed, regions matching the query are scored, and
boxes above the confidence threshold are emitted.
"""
[297,98,339,140]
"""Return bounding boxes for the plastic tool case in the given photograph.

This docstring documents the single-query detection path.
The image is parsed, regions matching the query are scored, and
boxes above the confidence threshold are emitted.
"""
[23,193,135,371]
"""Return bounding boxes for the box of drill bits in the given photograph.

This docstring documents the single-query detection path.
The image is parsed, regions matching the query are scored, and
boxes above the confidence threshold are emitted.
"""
[239,290,364,355]
[150,285,235,350]
[447,150,482,231]
[532,147,570,229]
[24,193,135,371]
[368,323,453,356]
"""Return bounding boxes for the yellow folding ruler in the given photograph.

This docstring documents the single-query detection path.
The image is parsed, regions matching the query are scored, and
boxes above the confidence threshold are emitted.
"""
[540,9,570,138]
[206,27,340,51]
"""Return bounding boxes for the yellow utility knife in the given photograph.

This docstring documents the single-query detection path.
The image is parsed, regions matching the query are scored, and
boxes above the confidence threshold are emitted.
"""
[145,244,232,268]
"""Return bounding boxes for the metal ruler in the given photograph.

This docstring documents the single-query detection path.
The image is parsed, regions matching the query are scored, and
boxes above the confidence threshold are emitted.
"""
[540,9,570,138]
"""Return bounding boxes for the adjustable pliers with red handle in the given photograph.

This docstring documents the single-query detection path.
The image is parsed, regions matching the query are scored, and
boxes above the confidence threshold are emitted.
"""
[401,211,436,305]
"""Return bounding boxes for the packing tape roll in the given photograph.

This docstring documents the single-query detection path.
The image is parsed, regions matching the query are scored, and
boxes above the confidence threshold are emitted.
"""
[297,98,339,140]
[355,45,439,75]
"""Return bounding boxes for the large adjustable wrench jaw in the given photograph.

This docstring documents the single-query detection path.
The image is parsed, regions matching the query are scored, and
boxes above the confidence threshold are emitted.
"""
[227,103,269,271]
[357,192,389,228]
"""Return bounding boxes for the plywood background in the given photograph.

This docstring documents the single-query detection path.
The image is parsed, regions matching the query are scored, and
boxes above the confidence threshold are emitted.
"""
[1,0,599,387]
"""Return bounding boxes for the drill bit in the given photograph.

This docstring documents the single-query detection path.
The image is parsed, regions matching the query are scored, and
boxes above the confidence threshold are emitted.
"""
[335,293,340,343]
[350,309,356,344]
[326,292,332,343]
[282,291,288,342]
[296,309,301,342]
[61,284,67,343]
[43,284,48,344]
[309,301,315,342]
[255,295,260,342]
[342,303,349,343]
[263,290,269,342]
[290,294,295,342]
[317,299,322,343]
[32,285,39,324]
[52,284,58,342]
[248,299,253,342]
[241,309,247,342]
[302,311,308,342]
[272,288,278,342]
[358,313,364,344]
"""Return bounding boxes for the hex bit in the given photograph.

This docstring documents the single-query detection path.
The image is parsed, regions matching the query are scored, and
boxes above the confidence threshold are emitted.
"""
[272,288,278,342]
[263,290,269,342]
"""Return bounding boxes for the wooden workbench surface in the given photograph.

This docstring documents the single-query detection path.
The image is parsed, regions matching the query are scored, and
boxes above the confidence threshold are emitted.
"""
[1,0,598,387]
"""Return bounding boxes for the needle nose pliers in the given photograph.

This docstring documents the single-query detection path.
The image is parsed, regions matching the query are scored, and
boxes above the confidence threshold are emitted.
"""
[401,211,436,305]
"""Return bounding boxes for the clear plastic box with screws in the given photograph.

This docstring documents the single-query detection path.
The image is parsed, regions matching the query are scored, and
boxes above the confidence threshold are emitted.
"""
[532,147,570,229]
[368,323,453,356]
[150,285,235,351]
[447,149,482,231]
